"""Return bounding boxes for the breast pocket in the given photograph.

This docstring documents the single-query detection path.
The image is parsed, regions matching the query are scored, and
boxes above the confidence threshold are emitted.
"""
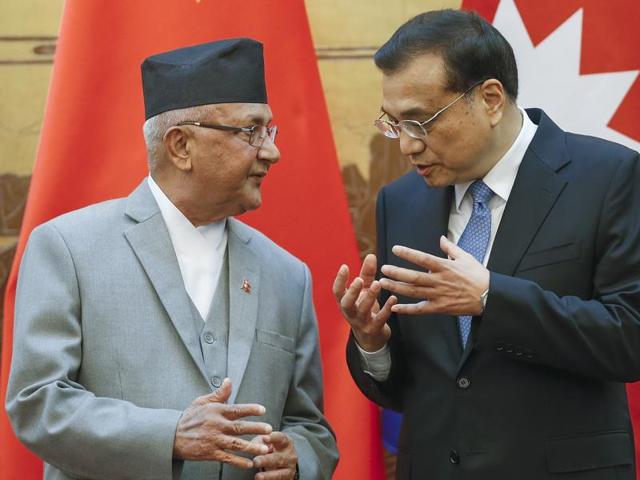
[518,240,581,272]
[248,329,296,422]
[255,328,295,354]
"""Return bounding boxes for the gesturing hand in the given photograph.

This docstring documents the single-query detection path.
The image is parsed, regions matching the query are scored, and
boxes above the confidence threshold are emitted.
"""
[379,236,490,316]
[333,253,397,352]
[173,378,273,468]
[253,432,298,480]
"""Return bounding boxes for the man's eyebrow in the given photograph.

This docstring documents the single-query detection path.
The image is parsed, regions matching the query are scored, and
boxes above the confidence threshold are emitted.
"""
[400,107,431,119]
[246,114,272,125]
[381,106,431,121]
[380,107,397,121]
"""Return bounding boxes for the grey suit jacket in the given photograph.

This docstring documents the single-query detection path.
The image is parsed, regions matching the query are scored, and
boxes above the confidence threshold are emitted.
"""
[6,180,338,480]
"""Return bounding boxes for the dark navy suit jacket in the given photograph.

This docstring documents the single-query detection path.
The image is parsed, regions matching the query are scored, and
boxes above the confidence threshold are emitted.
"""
[347,109,640,479]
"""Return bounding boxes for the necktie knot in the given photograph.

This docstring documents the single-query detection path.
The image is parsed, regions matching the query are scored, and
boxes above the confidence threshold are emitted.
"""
[469,180,493,206]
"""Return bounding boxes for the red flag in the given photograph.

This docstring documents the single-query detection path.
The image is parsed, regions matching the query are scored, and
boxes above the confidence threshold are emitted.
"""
[463,0,640,477]
[0,1,384,478]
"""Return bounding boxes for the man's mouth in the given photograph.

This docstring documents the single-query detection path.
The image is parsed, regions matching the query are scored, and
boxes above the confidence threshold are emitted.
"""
[414,164,434,177]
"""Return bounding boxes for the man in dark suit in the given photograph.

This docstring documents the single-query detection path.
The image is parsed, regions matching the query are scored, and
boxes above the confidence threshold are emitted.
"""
[333,9,640,479]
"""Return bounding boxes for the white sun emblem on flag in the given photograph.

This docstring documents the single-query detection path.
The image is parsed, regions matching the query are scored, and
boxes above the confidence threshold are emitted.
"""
[493,0,640,152]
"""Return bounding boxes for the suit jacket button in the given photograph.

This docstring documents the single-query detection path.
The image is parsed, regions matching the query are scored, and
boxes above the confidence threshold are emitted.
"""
[203,332,215,344]
[495,343,505,352]
[211,376,222,388]
[457,377,471,389]
[449,450,460,464]
[505,344,514,354]
[515,346,524,356]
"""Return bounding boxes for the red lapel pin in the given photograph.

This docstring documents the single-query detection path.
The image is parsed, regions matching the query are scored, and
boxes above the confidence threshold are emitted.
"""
[241,279,252,294]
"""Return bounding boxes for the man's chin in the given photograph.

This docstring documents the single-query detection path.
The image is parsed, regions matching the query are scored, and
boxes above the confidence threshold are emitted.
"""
[422,175,447,188]
[241,196,263,214]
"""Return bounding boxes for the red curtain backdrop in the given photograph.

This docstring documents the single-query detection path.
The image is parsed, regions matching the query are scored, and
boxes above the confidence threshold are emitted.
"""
[0,1,384,479]
[463,0,640,477]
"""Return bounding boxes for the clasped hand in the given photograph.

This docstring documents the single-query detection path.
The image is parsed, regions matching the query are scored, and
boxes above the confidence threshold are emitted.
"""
[173,378,297,479]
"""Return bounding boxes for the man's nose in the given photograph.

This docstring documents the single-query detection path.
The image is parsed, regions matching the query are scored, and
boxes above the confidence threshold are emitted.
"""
[399,130,426,157]
[258,137,280,164]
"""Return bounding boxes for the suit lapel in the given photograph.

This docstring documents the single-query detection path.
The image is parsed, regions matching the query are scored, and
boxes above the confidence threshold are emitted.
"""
[424,186,465,362]
[459,156,564,370]
[463,109,569,367]
[407,181,464,365]
[123,181,209,383]
[487,110,569,276]
[408,178,452,258]
[226,219,260,405]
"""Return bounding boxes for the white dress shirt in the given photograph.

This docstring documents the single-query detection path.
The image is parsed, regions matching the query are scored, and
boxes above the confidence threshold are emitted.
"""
[148,176,228,321]
[359,108,538,381]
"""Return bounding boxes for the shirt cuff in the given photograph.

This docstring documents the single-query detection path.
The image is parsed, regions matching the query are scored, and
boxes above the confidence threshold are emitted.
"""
[355,341,391,382]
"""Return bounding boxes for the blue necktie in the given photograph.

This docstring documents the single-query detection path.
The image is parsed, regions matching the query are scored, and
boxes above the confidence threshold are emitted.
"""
[456,180,493,347]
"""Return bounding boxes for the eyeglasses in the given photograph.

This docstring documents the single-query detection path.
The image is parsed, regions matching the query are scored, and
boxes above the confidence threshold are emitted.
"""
[175,121,278,148]
[374,79,486,140]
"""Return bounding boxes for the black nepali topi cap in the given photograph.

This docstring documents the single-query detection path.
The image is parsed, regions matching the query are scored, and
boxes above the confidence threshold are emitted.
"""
[141,37,267,119]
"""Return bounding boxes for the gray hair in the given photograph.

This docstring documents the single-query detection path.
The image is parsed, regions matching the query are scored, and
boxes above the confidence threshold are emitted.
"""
[143,105,212,170]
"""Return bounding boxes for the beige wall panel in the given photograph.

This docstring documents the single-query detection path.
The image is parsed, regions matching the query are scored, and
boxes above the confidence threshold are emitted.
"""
[0,0,63,35]
[317,59,383,176]
[306,0,461,48]
[0,66,52,174]
[0,0,63,174]
[306,0,461,180]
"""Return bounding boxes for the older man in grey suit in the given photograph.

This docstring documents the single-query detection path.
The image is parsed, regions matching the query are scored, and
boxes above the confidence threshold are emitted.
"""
[5,38,338,480]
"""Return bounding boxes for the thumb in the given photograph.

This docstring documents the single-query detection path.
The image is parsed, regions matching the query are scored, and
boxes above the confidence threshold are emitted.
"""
[440,235,467,260]
[208,378,232,403]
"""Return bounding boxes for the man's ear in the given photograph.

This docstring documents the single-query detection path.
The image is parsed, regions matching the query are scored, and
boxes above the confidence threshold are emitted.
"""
[163,126,193,172]
[479,79,506,127]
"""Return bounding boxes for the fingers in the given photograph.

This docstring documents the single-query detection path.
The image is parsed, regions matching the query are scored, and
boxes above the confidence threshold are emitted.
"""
[333,254,378,304]
[212,450,256,469]
[374,295,398,324]
[263,431,290,449]
[196,378,232,405]
[332,264,350,302]
[254,451,292,470]
[254,432,296,477]
[222,403,267,420]
[340,277,364,316]
[358,253,378,287]
[250,435,275,453]
[222,419,273,436]
[355,280,381,314]
[391,245,446,271]
[391,300,433,315]
[380,264,436,286]
[439,235,468,260]
[255,468,295,480]
[378,278,433,300]
[217,434,271,457]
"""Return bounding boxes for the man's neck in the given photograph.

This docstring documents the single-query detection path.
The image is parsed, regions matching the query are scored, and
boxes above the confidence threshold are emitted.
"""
[476,105,523,179]
[150,173,226,227]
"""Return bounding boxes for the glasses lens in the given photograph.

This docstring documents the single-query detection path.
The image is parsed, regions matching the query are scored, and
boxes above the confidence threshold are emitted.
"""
[399,121,426,139]
[249,125,278,147]
[249,125,267,147]
[374,119,400,139]
[268,126,277,143]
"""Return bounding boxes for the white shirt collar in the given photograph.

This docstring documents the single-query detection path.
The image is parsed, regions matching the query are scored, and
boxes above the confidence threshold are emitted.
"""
[454,107,538,210]
[147,175,227,257]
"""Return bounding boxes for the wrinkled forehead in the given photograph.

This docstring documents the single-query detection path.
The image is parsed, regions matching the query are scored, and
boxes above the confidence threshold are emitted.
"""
[205,102,273,124]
